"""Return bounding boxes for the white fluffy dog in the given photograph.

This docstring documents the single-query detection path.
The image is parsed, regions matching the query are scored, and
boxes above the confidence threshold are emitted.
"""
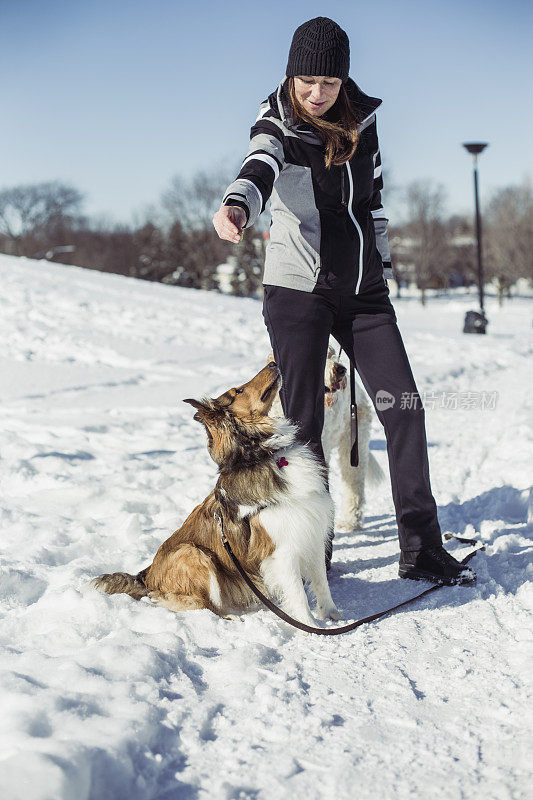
[270,345,385,532]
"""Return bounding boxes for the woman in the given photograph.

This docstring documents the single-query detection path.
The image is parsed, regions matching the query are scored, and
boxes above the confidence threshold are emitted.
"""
[213,16,475,585]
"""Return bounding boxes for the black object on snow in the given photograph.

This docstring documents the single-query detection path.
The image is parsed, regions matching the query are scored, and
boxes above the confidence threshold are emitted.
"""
[463,310,488,334]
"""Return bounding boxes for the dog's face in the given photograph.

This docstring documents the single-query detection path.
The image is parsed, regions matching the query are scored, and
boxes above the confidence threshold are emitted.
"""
[324,346,347,407]
[184,363,281,465]
[214,362,281,419]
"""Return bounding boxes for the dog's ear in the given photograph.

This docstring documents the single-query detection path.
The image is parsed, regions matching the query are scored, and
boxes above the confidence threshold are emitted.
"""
[183,398,211,423]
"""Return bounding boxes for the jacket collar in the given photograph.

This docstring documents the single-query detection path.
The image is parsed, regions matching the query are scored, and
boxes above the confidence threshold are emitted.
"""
[273,76,382,142]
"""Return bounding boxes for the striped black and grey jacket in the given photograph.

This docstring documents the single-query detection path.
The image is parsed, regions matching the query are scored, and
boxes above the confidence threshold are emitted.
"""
[222,76,393,295]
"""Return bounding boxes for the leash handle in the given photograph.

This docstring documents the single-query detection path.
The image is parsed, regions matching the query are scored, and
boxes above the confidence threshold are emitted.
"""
[444,532,478,545]
[215,513,483,636]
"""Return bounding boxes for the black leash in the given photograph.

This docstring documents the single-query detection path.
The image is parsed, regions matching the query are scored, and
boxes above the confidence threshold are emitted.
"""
[349,360,359,467]
[336,344,358,467]
[215,513,484,636]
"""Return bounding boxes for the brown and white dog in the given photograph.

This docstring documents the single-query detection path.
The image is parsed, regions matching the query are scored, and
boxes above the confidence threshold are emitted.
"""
[270,346,385,532]
[93,362,342,627]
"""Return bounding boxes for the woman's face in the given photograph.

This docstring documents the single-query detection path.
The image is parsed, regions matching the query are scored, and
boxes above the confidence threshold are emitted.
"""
[293,75,343,116]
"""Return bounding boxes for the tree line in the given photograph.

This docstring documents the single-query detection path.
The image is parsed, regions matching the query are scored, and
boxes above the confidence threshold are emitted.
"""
[395,178,532,305]
[0,172,531,302]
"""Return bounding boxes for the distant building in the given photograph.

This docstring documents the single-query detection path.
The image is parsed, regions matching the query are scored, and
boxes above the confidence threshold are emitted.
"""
[389,232,476,288]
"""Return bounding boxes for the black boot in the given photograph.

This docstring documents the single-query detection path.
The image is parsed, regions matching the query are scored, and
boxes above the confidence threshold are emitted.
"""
[399,545,476,585]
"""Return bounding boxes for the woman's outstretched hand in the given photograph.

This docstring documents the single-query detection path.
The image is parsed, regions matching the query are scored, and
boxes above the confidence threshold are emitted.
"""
[213,204,247,244]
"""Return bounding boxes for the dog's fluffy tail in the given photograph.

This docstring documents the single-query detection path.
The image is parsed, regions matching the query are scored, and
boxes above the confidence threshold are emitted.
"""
[91,570,149,601]
[367,452,386,486]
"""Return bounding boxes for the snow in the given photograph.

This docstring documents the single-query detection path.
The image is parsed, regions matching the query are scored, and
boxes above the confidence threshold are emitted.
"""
[0,254,531,800]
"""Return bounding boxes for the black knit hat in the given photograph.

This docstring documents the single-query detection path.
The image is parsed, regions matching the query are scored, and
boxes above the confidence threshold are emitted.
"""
[286,17,350,82]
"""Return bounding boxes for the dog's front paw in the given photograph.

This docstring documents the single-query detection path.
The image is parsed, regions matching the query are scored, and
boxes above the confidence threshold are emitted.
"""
[316,605,344,621]
[335,523,354,533]
[336,517,364,533]
[336,507,364,529]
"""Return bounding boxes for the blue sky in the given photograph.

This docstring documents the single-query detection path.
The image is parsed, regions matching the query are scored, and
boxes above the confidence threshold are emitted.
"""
[1,0,531,226]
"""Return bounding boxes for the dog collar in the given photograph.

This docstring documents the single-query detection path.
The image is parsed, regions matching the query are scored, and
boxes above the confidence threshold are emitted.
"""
[276,456,288,469]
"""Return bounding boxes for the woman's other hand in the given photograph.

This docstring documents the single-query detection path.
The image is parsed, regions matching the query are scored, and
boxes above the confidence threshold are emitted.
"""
[213,204,247,243]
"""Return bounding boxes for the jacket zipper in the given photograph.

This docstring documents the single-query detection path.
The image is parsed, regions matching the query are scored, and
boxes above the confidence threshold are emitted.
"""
[344,162,364,294]
[340,168,347,206]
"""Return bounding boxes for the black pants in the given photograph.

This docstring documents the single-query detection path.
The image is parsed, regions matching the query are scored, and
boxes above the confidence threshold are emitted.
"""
[262,279,442,552]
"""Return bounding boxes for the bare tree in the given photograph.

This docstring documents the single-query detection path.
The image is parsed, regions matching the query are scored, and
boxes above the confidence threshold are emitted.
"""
[161,168,235,232]
[183,228,229,291]
[161,220,192,286]
[231,232,264,297]
[444,214,476,288]
[133,222,169,281]
[160,168,237,290]
[484,179,533,304]
[0,181,85,255]
[404,180,450,304]
[70,225,137,276]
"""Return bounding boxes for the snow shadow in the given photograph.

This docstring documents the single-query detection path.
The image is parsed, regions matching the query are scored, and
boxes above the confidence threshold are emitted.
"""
[31,450,95,461]
[328,566,481,622]
[330,484,532,617]
[439,484,529,532]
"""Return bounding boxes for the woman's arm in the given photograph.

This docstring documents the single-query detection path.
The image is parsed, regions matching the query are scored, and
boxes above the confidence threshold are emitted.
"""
[369,120,393,279]
[213,101,285,242]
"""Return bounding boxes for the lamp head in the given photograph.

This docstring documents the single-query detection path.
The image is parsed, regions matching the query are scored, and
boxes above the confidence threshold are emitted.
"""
[463,142,489,156]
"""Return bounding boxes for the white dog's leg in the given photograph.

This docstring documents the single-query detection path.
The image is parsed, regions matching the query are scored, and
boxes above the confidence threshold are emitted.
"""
[336,401,372,531]
[261,552,318,627]
[304,554,343,621]
[337,439,365,530]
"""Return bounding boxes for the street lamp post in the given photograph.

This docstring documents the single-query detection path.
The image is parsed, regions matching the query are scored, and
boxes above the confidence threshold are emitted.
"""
[462,142,489,334]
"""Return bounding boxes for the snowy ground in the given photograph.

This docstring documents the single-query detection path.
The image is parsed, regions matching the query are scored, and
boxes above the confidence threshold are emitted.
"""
[0,254,531,800]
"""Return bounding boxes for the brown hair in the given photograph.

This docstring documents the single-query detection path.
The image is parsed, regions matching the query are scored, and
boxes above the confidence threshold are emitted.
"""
[288,77,360,169]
